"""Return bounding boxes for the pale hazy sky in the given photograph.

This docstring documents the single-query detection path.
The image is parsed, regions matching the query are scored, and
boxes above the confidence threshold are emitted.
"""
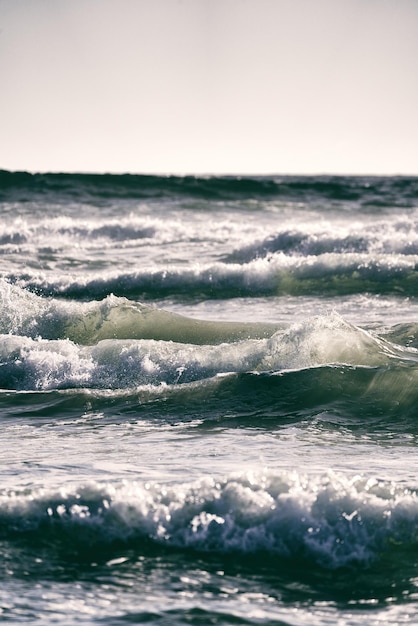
[1,0,417,175]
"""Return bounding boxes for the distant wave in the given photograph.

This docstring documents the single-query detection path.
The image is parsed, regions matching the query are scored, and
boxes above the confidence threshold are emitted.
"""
[2,470,418,570]
[4,212,418,255]
[7,252,418,299]
[0,215,180,247]
[225,216,418,261]
[1,170,417,206]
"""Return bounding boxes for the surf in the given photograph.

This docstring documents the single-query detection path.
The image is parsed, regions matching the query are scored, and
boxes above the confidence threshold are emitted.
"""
[2,470,418,572]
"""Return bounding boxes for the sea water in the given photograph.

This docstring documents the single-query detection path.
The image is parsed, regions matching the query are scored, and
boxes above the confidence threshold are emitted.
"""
[1,171,418,624]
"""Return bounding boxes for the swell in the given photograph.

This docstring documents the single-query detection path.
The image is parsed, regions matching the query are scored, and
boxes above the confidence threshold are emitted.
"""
[1,170,417,206]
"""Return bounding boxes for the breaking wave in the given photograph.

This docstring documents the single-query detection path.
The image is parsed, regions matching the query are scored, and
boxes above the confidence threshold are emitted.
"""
[2,471,418,571]
[7,252,418,299]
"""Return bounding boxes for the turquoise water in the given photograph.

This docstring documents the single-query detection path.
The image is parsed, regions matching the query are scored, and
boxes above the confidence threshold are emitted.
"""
[1,172,418,624]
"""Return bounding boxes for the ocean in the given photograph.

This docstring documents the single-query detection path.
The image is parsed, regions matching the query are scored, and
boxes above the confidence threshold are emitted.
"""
[1,170,418,625]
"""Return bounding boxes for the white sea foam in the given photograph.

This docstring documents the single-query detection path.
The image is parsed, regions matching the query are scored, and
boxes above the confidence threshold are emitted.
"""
[1,470,418,569]
[0,211,269,256]
[3,210,418,259]
[228,213,418,261]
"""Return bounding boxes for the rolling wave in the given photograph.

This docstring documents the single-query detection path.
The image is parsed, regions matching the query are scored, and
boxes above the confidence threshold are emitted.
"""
[1,471,418,571]
[2,363,418,428]
[4,212,418,255]
[2,283,418,426]
[226,216,418,262]
[2,282,418,424]
[0,214,191,248]
[7,252,418,299]
[0,291,414,392]
[0,280,278,344]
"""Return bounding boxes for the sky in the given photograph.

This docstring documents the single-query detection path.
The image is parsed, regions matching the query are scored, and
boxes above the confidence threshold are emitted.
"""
[0,0,417,176]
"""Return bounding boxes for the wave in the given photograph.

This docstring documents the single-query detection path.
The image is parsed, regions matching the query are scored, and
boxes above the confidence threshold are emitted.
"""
[2,294,418,425]
[0,296,411,391]
[0,280,278,344]
[1,170,418,207]
[226,215,418,262]
[5,212,418,257]
[0,213,198,249]
[2,361,418,429]
[0,333,268,390]
[1,470,418,571]
[0,216,159,247]
[7,252,418,299]
[3,281,418,422]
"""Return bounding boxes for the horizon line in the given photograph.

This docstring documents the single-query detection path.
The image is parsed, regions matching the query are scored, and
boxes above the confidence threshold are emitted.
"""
[2,168,418,178]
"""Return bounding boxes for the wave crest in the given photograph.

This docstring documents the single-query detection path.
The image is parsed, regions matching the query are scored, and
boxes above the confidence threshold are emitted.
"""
[7,252,418,300]
[1,471,418,569]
